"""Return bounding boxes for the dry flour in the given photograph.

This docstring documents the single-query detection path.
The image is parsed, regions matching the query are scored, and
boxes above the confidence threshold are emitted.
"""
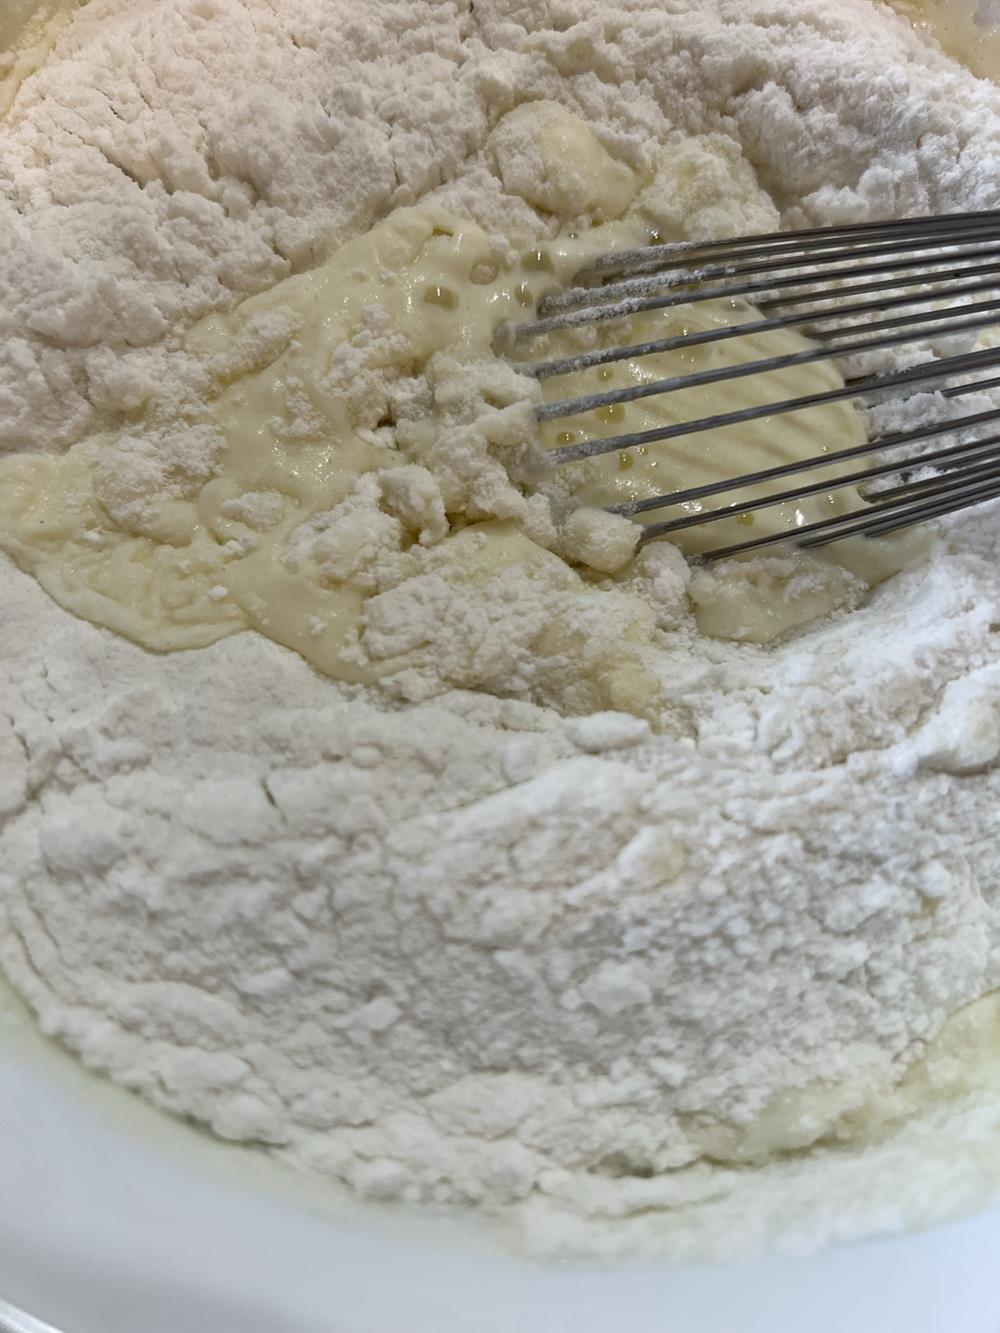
[2,0,1000,1259]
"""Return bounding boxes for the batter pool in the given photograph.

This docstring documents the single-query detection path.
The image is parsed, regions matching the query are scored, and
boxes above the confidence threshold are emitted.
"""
[889,0,1000,81]
[1,0,999,1261]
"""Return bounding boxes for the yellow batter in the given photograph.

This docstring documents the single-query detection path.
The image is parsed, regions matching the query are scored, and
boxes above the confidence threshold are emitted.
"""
[889,0,1000,81]
[0,104,920,707]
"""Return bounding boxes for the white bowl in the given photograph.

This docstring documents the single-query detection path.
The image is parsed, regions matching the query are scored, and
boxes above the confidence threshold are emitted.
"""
[3,6,1000,1331]
[2,1015,1000,1333]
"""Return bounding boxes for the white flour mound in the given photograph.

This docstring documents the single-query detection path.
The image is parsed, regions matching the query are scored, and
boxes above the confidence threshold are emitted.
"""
[2,0,1000,1260]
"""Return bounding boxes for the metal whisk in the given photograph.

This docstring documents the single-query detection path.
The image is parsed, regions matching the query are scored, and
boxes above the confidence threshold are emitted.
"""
[0,1297,64,1333]
[509,210,1000,559]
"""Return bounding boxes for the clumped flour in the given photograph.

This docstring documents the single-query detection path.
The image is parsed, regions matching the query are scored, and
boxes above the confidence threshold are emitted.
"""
[2,0,1000,1260]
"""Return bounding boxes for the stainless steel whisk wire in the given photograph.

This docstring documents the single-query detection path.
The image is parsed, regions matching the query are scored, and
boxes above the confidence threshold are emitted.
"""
[0,1297,66,1333]
[508,209,1000,559]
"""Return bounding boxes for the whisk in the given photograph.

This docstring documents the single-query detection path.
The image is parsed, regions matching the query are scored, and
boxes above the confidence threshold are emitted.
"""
[509,210,1000,560]
[0,1297,63,1333]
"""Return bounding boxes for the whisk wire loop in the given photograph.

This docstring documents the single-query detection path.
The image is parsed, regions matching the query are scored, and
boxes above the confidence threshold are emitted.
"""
[511,210,1000,555]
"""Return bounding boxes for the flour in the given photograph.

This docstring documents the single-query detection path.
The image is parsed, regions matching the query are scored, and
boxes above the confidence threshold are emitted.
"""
[2,0,1000,1262]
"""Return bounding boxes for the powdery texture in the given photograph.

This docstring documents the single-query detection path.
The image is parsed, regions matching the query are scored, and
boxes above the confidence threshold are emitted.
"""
[2,0,1000,1259]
